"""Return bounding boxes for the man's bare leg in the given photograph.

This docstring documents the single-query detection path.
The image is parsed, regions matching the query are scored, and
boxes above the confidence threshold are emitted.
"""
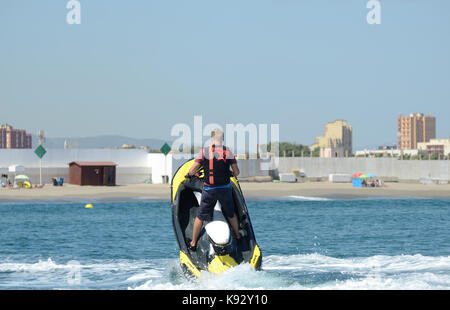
[228,215,241,240]
[190,217,204,247]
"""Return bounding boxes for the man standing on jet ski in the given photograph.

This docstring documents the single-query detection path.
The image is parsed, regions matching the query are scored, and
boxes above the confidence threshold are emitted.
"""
[186,128,241,251]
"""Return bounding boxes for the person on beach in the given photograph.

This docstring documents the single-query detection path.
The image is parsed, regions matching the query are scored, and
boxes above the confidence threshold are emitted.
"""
[186,128,241,251]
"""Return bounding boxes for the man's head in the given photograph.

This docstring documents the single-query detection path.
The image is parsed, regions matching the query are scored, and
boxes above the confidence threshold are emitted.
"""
[211,128,224,145]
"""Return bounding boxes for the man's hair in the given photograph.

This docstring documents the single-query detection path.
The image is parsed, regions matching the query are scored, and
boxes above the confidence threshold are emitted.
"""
[211,128,224,142]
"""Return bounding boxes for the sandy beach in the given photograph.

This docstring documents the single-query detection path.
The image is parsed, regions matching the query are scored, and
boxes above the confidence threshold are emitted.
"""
[1,181,450,202]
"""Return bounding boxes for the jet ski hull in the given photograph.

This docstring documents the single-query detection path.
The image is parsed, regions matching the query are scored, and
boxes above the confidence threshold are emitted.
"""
[171,159,262,278]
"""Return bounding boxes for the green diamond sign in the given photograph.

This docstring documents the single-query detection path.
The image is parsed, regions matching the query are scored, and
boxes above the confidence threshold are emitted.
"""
[34,145,47,159]
[160,143,171,156]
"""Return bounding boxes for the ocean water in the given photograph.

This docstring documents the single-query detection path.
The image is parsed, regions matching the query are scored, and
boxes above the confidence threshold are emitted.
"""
[0,197,449,290]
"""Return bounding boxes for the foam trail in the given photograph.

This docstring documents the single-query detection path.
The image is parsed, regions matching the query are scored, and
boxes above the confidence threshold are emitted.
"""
[1,254,450,290]
[130,254,450,290]
[263,254,450,290]
[0,258,68,273]
[263,253,450,274]
[129,263,302,290]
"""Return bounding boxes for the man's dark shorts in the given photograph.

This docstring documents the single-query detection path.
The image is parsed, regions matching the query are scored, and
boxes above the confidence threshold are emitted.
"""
[197,185,235,221]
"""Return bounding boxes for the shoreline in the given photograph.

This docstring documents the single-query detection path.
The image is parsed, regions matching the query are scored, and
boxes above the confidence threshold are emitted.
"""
[1,182,450,202]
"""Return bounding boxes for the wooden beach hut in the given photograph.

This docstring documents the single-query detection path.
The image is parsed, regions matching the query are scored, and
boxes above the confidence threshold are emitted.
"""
[68,162,116,186]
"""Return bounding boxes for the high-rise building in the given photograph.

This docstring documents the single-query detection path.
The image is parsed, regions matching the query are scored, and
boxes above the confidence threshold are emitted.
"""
[397,113,436,150]
[313,120,352,157]
[0,124,32,149]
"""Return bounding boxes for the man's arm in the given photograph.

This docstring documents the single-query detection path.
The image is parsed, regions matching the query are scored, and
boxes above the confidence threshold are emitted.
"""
[227,148,239,177]
[188,148,205,177]
[231,163,240,177]
[188,162,201,176]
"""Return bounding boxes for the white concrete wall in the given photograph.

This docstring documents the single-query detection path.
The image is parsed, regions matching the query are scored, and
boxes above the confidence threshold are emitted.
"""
[0,149,150,168]
[276,157,450,181]
[148,153,192,184]
[5,167,151,186]
[0,149,151,185]
[3,149,449,185]
[238,159,270,177]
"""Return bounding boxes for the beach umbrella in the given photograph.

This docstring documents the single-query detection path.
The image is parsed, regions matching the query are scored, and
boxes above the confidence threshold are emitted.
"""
[368,174,376,178]
[14,175,30,181]
[14,175,32,189]
[352,173,363,178]
[359,174,370,179]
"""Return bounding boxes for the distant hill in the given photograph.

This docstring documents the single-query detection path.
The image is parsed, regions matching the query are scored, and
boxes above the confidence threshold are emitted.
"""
[32,135,171,150]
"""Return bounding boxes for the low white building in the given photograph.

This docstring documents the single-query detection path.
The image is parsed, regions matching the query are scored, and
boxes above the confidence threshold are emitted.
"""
[355,149,421,158]
[418,139,450,156]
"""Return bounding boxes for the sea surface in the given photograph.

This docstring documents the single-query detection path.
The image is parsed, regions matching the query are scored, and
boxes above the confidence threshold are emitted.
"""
[0,197,449,290]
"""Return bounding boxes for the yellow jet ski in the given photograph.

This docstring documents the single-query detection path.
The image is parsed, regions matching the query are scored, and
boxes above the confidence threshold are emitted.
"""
[171,159,262,278]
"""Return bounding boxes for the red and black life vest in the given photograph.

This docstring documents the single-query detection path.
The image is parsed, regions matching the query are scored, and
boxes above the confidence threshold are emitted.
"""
[202,145,232,186]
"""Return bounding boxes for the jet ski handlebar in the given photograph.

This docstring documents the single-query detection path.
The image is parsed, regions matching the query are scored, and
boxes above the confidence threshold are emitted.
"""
[185,172,202,179]
[185,170,235,181]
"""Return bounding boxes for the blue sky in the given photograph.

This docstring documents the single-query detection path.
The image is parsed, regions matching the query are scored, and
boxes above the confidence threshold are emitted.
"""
[1,0,449,149]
